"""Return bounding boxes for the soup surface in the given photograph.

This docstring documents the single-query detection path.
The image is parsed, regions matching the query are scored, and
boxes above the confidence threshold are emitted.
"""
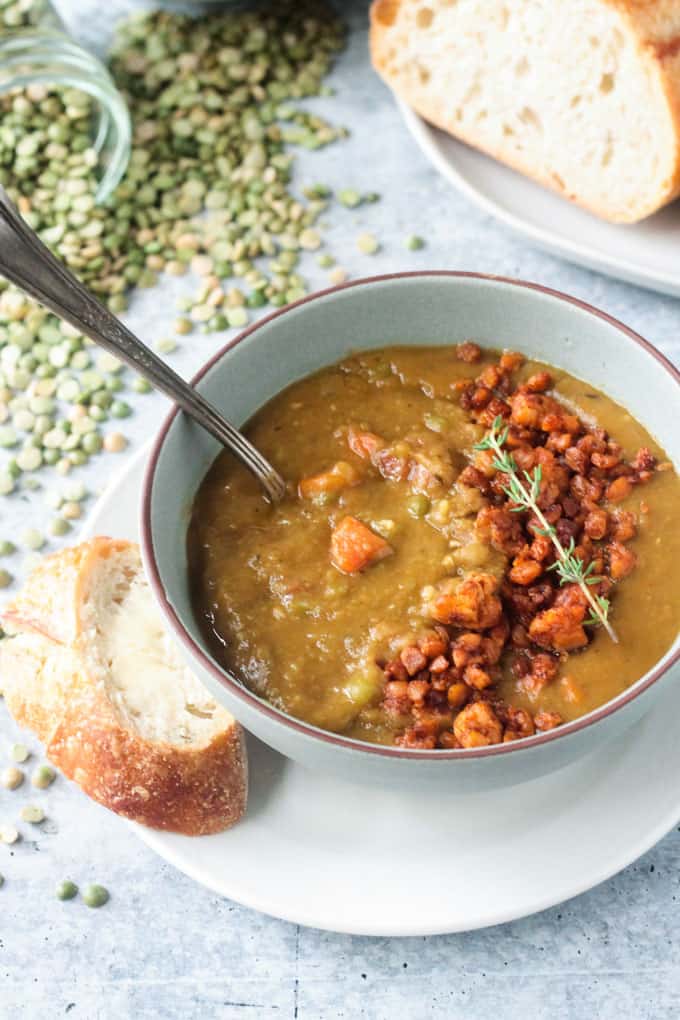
[188,345,680,749]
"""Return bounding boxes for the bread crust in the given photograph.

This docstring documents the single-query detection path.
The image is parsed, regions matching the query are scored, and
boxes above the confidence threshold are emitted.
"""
[2,536,130,645]
[370,0,680,223]
[0,539,247,837]
[51,691,248,836]
[606,0,680,215]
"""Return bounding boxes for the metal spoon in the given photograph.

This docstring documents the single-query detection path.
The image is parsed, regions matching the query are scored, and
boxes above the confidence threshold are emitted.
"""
[0,188,287,503]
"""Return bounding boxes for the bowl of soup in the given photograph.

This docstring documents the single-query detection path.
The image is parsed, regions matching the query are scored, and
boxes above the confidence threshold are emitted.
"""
[141,272,680,789]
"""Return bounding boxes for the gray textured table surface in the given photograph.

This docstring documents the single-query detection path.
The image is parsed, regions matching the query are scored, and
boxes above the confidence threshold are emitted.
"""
[2,2,680,1018]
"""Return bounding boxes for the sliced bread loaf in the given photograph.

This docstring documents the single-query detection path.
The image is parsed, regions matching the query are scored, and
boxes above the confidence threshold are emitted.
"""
[0,538,247,836]
[370,0,680,222]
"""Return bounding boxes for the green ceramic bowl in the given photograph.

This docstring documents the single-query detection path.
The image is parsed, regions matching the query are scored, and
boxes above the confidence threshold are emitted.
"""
[141,272,680,789]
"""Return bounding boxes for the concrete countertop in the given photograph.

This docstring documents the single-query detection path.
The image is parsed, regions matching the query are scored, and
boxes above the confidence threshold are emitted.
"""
[1,2,679,1017]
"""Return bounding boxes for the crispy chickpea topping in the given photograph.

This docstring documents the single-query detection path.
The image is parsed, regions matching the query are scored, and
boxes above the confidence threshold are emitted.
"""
[377,348,660,750]
[454,702,503,748]
[455,341,482,363]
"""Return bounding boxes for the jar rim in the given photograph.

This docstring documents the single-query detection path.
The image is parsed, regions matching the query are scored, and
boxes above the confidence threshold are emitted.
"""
[0,28,131,201]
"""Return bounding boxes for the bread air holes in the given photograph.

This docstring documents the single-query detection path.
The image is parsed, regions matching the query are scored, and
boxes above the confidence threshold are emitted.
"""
[599,72,615,94]
[374,0,399,26]
[415,7,434,28]
[417,64,431,85]
[185,703,215,719]
[519,106,542,132]
[515,57,529,77]
[601,135,614,167]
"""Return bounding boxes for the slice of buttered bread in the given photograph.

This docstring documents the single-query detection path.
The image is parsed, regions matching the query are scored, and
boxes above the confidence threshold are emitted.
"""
[0,538,247,836]
[370,0,680,223]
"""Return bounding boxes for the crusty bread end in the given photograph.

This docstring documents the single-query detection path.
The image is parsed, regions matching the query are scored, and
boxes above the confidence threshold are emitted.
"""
[370,0,680,223]
[1,539,247,836]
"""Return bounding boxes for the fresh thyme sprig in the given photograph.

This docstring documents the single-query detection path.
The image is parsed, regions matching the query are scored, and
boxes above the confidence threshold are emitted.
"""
[474,417,618,643]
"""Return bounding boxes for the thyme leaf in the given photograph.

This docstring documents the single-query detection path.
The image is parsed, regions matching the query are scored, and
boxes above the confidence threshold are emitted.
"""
[473,417,618,643]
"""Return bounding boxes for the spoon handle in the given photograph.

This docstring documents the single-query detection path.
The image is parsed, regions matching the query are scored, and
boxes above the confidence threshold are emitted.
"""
[0,188,286,502]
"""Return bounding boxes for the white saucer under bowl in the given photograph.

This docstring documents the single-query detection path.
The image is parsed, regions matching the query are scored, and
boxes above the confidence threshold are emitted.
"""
[398,100,680,299]
[82,444,680,935]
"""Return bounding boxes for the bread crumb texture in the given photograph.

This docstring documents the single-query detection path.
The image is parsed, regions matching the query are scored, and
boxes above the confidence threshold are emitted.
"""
[370,0,680,222]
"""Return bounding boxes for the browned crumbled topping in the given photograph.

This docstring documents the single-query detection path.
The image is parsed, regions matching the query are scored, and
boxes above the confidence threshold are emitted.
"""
[455,341,482,363]
[431,572,503,630]
[379,348,658,750]
[534,711,563,732]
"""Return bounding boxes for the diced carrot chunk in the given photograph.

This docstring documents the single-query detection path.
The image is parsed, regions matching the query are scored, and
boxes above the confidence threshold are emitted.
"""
[347,426,384,462]
[330,516,393,574]
[298,461,361,500]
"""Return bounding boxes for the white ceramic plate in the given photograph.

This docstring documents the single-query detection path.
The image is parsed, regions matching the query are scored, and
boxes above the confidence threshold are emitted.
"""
[83,444,680,936]
[398,101,680,298]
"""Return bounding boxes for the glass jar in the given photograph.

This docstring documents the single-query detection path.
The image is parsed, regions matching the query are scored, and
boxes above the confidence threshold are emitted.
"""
[0,0,131,202]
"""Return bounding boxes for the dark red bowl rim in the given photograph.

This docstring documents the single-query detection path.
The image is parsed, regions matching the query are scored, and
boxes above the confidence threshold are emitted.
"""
[141,271,680,760]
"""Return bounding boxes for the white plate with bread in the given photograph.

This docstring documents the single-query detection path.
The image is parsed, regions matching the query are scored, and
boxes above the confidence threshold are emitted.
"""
[371,0,680,297]
[25,444,675,936]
